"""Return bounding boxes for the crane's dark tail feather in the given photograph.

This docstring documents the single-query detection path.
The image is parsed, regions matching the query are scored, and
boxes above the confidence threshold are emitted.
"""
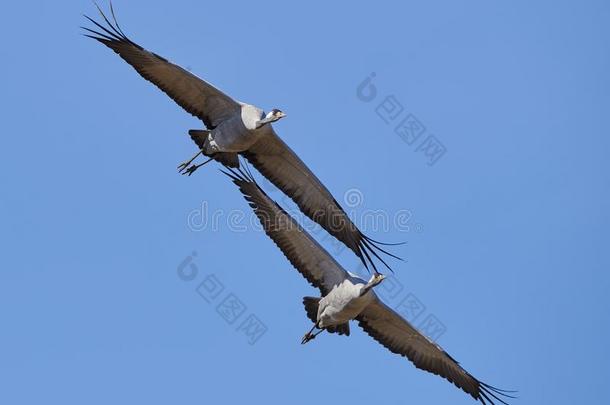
[302,297,320,324]
[326,323,350,336]
[189,130,239,168]
[302,297,350,336]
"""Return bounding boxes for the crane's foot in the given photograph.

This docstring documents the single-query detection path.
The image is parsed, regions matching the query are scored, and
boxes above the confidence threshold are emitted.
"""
[181,165,199,176]
[301,332,316,345]
[177,161,190,173]
[179,157,213,176]
[177,150,203,174]
[301,325,324,344]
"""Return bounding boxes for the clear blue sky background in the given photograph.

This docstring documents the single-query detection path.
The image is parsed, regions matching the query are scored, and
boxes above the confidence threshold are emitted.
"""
[1,1,609,404]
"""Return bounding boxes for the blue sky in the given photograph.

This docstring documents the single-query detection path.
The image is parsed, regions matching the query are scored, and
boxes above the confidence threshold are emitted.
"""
[1,0,609,404]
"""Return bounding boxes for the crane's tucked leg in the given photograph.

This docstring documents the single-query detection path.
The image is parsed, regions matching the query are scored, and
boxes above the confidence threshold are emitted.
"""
[178,129,216,175]
[185,129,241,171]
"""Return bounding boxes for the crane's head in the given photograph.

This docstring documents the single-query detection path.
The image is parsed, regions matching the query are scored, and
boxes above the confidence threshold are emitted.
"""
[370,273,386,286]
[360,273,386,296]
[256,109,287,128]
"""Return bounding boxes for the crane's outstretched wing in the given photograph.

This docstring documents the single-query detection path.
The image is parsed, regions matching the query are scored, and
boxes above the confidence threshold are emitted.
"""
[82,4,240,129]
[243,129,402,274]
[357,297,515,405]
[84,4,401,274]
[223,167,348,295]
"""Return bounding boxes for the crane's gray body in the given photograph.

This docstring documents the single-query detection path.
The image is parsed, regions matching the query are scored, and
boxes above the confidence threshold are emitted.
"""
[207,104,267,153]
[317,276,376,328]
